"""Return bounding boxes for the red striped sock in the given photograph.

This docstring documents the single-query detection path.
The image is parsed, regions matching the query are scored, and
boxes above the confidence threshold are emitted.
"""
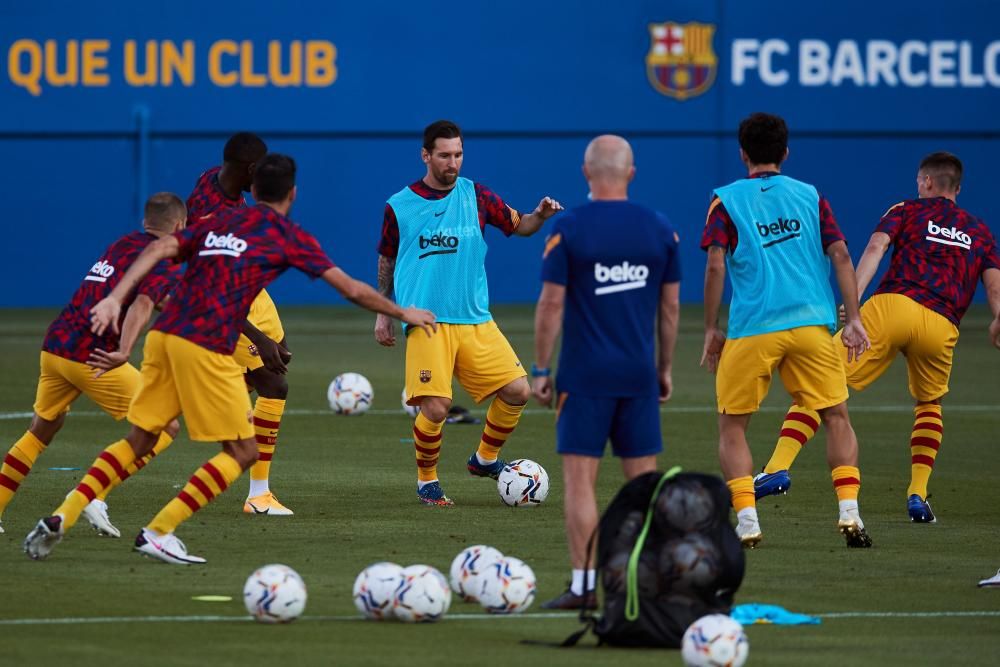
[413,412,444,484]
[831,465,861,502]
[475,397,524,463]
[764,405,819,473]
[0,431,47,516]
[54,440,135,530]
[147,452,243,535]
[908,404,942,499]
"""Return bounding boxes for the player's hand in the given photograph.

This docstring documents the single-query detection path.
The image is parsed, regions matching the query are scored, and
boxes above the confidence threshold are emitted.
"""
[700,327,727,374]
[375,313,397,347]
[840,318,872,363]
[86,348,128,378]
[400,307,437,338]
[659,369,673,403]
[533,197,564,221]
[257,337,291,375]
[532,376,553,407]
[90,297,122,336]
[989,316,1000,350]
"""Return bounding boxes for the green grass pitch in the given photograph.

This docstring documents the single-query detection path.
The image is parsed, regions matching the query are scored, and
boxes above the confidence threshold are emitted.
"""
[1,305,998,666]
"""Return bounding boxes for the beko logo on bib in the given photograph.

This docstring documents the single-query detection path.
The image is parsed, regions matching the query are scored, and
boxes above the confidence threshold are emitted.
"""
[84,260,115,283]
[199,231,248,257]
[594,261,649,295]
[926,219,972,250]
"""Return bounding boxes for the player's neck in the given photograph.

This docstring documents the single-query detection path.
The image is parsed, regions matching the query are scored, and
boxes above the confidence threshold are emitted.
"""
[588,183,628,201]
[217,164,245,200]
[922,191,958,203]
[257,200,292,217]
[422,174,457,191]
[746,162,781,177]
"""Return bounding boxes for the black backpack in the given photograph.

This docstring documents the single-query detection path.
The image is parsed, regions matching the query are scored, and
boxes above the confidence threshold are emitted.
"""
[564,468,745,648]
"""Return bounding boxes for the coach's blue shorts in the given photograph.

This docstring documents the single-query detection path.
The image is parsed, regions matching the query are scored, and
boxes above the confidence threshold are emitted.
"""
[555,393,662,458]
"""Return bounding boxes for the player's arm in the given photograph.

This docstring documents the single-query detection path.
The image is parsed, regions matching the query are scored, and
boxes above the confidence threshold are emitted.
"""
[983,267,1000,349]
[532,282,564,407]
[854,232,892,297]
[321,267,436,337]
[515,197,564,237]
[658,281,680,402]
[241,318,291,375]
[90,235,181,336]
[86,293,155,377]
[700,246,727,373]
[828,239,871,362]
[374,254,397,347]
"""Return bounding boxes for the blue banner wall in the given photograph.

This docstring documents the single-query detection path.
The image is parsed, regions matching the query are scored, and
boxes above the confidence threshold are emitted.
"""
[2,0,998,306]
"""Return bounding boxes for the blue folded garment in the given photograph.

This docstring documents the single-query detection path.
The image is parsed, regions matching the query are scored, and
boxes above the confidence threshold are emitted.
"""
[731,603,821,625]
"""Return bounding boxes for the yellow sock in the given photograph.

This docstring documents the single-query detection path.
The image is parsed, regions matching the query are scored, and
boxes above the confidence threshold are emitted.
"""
[831,465,861,502]
[726,476,756,513]
[96,431,174,502]
[764,405,819,473]
[147,452,243,535]
[908,404,942,499]
[249,397,285,492]
[0,431,47,516]
[55,440,135,530]
[413,412,444,484]
[476,397,524,463]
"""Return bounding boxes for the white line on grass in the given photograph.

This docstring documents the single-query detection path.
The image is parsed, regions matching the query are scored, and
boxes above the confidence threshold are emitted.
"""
[1,610,999,626]
[1,405,997,421]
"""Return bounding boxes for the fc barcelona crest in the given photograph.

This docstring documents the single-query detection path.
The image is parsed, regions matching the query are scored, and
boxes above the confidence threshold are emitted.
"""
[646,21,717,100]
[419,370,432,384]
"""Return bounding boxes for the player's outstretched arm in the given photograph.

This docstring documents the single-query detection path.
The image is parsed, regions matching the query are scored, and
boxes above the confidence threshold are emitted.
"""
[515,197,564,237]
[90,236,181,336]
[658,281,680,402]
[983,267,1000,349]
[374,254,397,347]
[87,293,155,377]
[828,240,871,362]
[321,267,436,337]
[854,232,891,298]
[700,247,727,373]
[532,281,565,407]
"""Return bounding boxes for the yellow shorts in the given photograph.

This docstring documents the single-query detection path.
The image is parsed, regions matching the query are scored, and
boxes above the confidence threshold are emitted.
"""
[404,321,526,404]
[33,351,139,421]
[232,288,286,371]
[128,331,254,442]
[840,293,959,402]
[716,325,848,414]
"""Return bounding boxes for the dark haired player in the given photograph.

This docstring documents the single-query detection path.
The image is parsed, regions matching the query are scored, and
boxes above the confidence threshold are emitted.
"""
[700,112,872,548]
[374,119,563,506]
[187,132,297,516]
[758,152,1000,523]
[25,154,437,564]
[0,193,186,537]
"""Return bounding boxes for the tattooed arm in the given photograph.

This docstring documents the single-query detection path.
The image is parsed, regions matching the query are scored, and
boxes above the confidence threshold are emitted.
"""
[374,254,397,346]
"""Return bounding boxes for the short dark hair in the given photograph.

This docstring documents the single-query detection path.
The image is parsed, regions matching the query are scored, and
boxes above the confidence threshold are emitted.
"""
[919,151,963,191]
[144,192,186,231]
[223,132,267,164]
[423,120,462,153]
[253,153,296,203]
[738,112,789,166]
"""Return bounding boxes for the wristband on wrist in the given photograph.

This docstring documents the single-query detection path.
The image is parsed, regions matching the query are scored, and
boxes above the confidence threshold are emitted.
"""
[530,364,551,378]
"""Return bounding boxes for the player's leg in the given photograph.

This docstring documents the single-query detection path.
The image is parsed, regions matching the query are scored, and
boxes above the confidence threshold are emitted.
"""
[241,342,292,516]
[454,321,529,478]
[541,393,613,610]
[405,324,456,505]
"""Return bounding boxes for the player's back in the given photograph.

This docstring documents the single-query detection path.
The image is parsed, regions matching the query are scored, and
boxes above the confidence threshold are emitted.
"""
[875,197,999,326]
[546,200,681,397]
[186,166,246,227]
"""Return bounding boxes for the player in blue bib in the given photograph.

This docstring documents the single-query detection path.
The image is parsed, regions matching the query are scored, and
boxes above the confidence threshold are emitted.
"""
[533,135,681,609]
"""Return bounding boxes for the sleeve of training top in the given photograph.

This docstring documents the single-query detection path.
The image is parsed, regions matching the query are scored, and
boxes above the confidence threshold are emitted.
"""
[818,196,847,249]
[661,215,682,284]
[475,183,521,237]
[540,220,568,286]
[700,196,738,252]
[377,203,400,258]
[874,200,908,242]
[284,225,337,278]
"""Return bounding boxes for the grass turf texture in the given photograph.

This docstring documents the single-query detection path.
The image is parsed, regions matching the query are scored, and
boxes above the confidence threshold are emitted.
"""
[0,305,998,666]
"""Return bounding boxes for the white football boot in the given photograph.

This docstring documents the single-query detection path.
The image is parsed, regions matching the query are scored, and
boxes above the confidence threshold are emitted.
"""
[82,499,121,538]
[133,528,206,565]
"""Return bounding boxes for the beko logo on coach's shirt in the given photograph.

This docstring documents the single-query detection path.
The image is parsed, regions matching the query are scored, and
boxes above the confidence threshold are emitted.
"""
[84,260,115,283]
[199,231,248,257]
[925,219,972,250]
[594,261,649,295]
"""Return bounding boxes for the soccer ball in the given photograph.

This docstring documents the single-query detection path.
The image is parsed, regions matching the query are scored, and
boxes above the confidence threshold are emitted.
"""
[477,556,536,614]
[401,388,420,418]
[497,459,549,507]
[449,545,504,602]
[353,561,405,620]
[243,564,308,624]
[393,564,451,623]
[327,372,373,415]
[681,614,749,667]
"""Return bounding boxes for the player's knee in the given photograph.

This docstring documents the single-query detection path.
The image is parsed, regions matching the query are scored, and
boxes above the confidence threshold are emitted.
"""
[418,397,450,423]
[225,439,259,470]
[499,378,531,405]
[29,412,65,444]
[818,403,850,427]
[252,371,288,399]
[165,419,181,439]
[126,426,160,457]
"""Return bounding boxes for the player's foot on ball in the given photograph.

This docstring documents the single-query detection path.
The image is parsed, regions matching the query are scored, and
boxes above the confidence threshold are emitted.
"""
[837,512,873,548]
[736,516,763,549]
[244,492,294,516]
[82,499,121,538]
[540,588,598,611]
[134,528,206,565]
[417,481,454,506]
[23,515,63,560]
[754,469,791,499]
[907,494,937,523]
[466,454,506,479]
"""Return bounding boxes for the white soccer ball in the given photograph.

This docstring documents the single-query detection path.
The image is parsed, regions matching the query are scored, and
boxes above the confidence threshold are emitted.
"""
[449,545,504,602]
[477,556,536,614]
[497,459,550,507]
[243,564,308,624]
[393,564,451,623]
[327,372,373,415]
[352,561,405,620]
[401,388,420,418]
[681,614,749,667]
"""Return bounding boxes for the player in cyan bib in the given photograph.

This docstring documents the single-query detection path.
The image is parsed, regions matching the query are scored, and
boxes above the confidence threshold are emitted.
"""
[757,152,1000,523]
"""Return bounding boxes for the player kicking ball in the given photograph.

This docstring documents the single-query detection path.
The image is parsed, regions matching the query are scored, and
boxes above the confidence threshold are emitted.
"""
[24,154,436,564]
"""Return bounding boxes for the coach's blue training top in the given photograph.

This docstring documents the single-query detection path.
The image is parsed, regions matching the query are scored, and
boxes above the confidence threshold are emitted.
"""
[541,200,681,397]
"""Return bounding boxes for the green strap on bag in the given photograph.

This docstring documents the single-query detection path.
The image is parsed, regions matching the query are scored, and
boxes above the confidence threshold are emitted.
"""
[624,466,682,622]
